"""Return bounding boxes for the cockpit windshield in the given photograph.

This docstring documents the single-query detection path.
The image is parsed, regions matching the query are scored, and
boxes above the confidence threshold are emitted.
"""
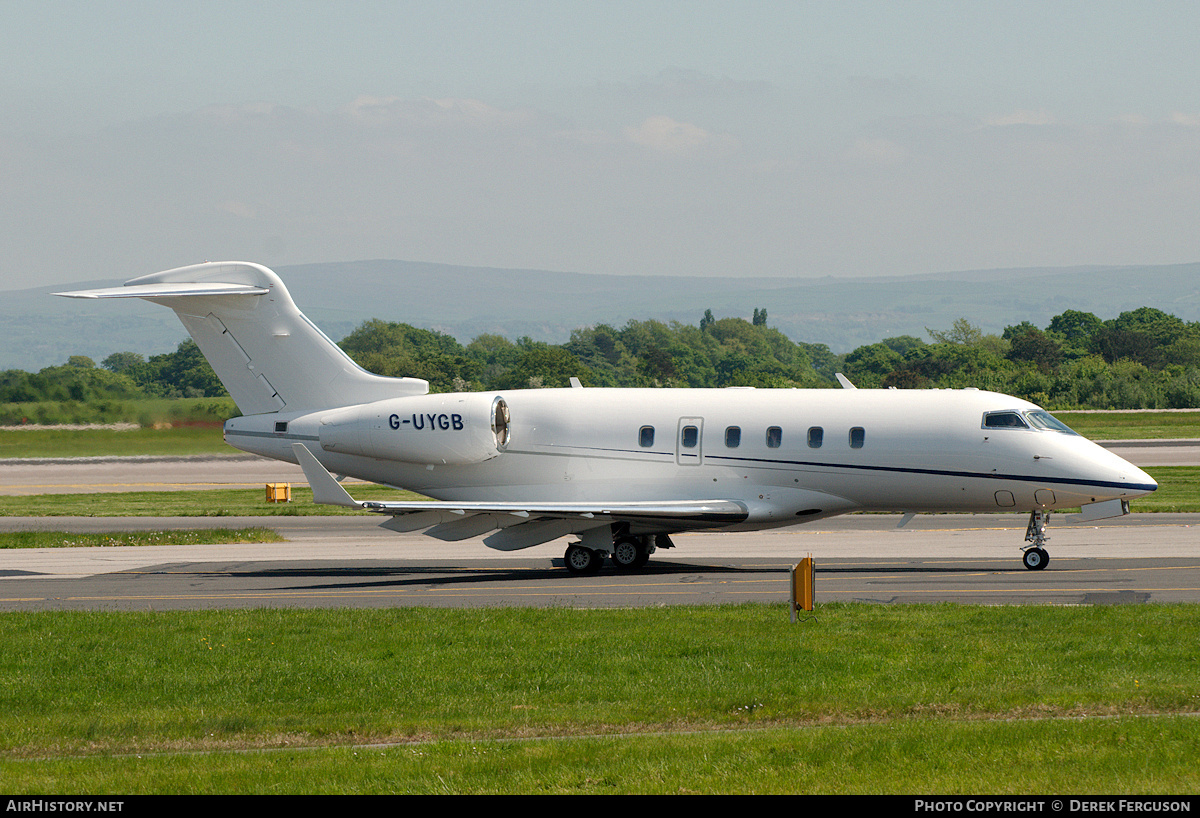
[983,411,1029,429]
[1024,410,1079,435]
[982,410,1080,434]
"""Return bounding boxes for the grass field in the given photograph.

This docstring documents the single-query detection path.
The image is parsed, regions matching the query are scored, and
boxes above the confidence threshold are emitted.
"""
[1131,466,1200,512]
[0,423,233,458]
[0,604,1197,794]
[0,483,428,516]
[0,528,284,549]
[1056,410,1200,440]
[0,397,238,429]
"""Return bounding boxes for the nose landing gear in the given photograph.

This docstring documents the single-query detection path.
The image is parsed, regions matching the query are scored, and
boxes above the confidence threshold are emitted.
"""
[1022,509,1050,570]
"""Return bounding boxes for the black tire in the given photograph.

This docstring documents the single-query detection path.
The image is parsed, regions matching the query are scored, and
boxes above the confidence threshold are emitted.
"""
[565,544,602,575]
[1022,548,1049,571]
[611,537,645,570]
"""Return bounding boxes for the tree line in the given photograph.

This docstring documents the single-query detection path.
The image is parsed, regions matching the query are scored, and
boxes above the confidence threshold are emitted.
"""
[3,305,1199,413]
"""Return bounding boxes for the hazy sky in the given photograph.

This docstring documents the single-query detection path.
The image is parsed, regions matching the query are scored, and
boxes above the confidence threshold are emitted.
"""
[4,1,1200,288]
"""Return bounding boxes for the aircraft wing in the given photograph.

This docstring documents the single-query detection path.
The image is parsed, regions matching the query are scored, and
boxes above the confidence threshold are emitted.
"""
[291,443,747,551]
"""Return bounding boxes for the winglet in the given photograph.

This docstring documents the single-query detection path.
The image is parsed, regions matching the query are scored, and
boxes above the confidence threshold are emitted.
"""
[835,373,857,390]
[291,443,364,508]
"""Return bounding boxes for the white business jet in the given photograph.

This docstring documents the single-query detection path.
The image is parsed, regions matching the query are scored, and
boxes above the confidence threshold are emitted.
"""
[58,262,1157,573]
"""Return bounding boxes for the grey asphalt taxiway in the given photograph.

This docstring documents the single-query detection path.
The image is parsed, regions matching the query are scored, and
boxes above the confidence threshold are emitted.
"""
[1,441,1196,610]
[2,513,1198,610]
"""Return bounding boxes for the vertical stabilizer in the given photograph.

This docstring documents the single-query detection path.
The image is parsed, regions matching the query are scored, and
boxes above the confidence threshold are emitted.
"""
[56,262,428,414]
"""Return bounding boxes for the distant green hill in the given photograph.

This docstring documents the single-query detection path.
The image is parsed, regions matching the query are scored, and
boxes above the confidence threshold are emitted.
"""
[8,259,1199,371]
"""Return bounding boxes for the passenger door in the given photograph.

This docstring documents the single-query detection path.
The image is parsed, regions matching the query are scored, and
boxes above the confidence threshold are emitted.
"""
[676,417,704,466]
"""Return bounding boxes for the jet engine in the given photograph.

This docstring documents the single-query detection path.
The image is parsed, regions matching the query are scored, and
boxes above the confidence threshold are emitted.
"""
[318,394,510,466]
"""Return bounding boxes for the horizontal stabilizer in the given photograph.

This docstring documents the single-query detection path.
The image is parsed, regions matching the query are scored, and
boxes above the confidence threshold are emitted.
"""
[54,282,269,299]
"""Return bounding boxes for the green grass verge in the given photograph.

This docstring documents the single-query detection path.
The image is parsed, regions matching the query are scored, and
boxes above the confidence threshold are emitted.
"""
[0,468,1192,516]
[1130,467,1200,513]
[0,528,284,549]
[0,604,1196,793]
[1055,411,1200,440]
[0,484,427,517]
[0,424,232,458]
[0,397,238,428]
[3,717,1196,794]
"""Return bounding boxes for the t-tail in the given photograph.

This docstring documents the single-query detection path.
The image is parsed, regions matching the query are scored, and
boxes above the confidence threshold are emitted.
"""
[56,261,428,414]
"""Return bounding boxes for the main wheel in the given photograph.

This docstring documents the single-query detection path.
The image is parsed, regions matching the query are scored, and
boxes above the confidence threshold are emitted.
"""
[1022,547,1049,571]
[611,537,648,570]
[565,543,602,575]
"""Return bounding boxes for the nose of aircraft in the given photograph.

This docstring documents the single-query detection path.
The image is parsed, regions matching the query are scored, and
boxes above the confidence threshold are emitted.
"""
[1102,446,1158,498]
[1064,437,1158,501]
[1125,461,1158,496]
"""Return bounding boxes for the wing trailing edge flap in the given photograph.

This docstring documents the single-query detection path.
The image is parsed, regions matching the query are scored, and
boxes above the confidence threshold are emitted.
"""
[484,519,609,552]
[397,513,608,550]
[290,443,749,551]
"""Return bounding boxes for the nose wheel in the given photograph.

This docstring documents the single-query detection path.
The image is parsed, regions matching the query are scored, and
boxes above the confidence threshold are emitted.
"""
[1022,546,1049,570]
[1022,509,1050,570]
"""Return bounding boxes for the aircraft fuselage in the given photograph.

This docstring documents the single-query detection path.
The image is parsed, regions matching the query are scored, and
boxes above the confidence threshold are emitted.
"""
[224,385,1155,532]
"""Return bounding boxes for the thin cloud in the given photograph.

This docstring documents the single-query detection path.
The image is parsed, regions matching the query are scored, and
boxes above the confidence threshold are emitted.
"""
[846,137,907,166]
[985,109,1056,127]
[343,96,535,129]
[623,115,739,157]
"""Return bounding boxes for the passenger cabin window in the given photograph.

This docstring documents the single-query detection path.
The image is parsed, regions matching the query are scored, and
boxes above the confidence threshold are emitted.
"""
[639,426,655,447]
[807,427,823,448]
[274,421,288,433]
[983,412,1029,430]
[725,426,741,448]
[766,426,782,448]
[681,425,699,448]
[849,427,865,449]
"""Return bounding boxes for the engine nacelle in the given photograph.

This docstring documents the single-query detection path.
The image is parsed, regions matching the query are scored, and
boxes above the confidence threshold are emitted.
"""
[318,393,510,466]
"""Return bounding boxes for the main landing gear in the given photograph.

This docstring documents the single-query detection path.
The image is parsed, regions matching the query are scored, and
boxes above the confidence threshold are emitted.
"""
[563,532,670,575]
[564,542,605,575]
[611,536,652,570]
[1021,509,1050,570]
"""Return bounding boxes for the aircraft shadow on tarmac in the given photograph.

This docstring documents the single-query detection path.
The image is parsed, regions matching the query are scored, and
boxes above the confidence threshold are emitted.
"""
[803,560,1030,575]
[176,557,1014,593]
[175,559,750,591]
